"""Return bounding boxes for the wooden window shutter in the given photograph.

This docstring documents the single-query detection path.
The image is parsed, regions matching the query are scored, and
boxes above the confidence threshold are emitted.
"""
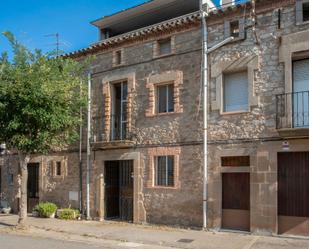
[224,20,230,39]
[51,161,56,176]
[62,159,68,177]
[296,0,303,25]
[239,18,245,39]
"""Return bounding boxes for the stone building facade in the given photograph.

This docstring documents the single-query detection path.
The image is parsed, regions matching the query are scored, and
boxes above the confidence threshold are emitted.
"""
[1,0,309,237]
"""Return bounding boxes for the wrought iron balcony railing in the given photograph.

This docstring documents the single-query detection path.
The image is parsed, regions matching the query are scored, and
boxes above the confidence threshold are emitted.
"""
[276,91,309,129]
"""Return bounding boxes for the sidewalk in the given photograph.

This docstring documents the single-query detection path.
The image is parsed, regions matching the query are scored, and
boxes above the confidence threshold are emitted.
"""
[0,214,308,249]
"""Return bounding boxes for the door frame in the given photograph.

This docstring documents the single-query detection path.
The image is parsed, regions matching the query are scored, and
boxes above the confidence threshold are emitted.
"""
[27,163,40,212]
[99,151,142,223]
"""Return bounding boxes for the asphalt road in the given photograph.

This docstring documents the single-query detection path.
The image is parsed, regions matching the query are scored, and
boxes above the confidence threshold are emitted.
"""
[0,233,109,249]
[0,233,178,249]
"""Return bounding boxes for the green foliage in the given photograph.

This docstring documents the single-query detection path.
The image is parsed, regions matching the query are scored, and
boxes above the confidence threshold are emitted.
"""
[58,208,80,220]
[0,31,89,154]
[35,202,57,218]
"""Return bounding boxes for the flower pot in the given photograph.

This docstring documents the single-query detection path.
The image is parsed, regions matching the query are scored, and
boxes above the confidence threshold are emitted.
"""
[2,207,11,214]
[49,212,55,218]
[32,210,39,217]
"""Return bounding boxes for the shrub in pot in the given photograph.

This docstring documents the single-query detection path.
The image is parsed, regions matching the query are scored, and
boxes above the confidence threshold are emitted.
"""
[58,208,80,220]
[36,202,57,218]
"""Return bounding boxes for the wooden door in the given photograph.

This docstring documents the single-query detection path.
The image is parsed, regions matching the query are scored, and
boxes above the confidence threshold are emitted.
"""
[27,163,39,212]
[119,160,133,222]
[105,161,120,219]
[104,160,133,222]
[278,152,309,236]
[222,173,250,231]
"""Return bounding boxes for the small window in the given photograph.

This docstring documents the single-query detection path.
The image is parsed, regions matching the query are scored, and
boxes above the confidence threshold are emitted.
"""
[8,174,13,186]
[303,2,309,22]
[221,156,250,167]
[158,38,172,56]
[230,20,240,38]
[157,84,174,113]
[56,161,62,176]
[223,71,248,112]
[155,156,174,187]
[114,50,122,66]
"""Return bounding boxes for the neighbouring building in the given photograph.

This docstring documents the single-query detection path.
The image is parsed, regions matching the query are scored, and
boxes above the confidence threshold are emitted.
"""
[1,0,309,237]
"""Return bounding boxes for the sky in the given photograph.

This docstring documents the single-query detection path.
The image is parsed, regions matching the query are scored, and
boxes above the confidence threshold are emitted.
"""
[0,0,220,56]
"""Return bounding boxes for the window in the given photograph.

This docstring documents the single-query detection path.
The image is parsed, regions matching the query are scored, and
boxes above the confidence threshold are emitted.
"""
[113,50,123,66]
[158,38,172,56]
[115,50,122,65]
[230,20,240,38]
[303,2,309,22]
[296,0,309,24]
[221,156,250,167]
[224,19,245,40]
[111,81,128,140]
[223,71,248,112]
[8,174,13,186]
[157,84,174,113]
[56,161,62,176]
[155,156,174,187]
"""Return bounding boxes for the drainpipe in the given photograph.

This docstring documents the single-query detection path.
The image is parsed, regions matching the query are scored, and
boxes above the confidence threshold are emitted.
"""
[200,0,209,230]
[201,0,235,230]
[79,80,83,213]
[86,72,92,220]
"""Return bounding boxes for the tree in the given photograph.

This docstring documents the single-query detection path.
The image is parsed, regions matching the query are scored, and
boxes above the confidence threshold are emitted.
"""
[0,32,88,227]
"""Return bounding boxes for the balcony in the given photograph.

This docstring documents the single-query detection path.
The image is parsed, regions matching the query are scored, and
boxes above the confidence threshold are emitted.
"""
[92,114,134,150]
[276,91,309,137]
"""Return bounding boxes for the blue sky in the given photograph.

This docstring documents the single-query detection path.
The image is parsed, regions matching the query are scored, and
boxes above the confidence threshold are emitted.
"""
[0,0,220,56]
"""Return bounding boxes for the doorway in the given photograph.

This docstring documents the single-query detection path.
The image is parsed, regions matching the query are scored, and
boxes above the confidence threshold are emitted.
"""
[222,173,250,231]
[27,163,39,212]
[104,160,133,222]
[278,152,309,236]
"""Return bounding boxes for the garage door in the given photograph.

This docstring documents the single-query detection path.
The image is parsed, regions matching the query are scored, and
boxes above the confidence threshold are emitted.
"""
[278,152,309,236]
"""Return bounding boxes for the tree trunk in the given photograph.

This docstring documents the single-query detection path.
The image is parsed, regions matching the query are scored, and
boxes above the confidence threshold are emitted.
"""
[17,152,30,228]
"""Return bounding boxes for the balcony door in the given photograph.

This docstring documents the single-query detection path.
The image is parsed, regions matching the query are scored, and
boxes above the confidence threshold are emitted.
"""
[111,81,128,140]
[293,59,309,127]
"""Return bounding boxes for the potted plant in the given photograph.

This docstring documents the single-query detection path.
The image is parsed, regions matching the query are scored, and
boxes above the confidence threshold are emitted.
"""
[36,202,57,218]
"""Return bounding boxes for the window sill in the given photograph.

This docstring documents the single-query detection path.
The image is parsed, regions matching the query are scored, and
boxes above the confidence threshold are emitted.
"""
[147,185,179,190]
[153,52,175,59]
[296,20,309,26]
[146,111,181,117]
[220,110,249,116]
[112,63,125,68]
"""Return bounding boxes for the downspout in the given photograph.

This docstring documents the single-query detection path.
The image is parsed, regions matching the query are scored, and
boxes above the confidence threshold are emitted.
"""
[79,80,83,213]
[86,72,92,220]
[200,0,209,230]
[201,0,237,230]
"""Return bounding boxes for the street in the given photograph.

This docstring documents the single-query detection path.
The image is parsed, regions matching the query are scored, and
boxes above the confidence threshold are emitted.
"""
[0,233,177,249]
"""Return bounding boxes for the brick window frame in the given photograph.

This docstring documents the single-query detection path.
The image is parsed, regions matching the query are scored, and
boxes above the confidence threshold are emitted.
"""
[146,147,181,189]
[146,71,183,117]
[102,73,135,141]
[211,55,258,114]
[51,158,67,178]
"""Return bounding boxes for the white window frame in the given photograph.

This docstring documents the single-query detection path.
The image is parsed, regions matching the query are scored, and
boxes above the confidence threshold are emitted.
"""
[155,155,174,187]
[156,83,174,114]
